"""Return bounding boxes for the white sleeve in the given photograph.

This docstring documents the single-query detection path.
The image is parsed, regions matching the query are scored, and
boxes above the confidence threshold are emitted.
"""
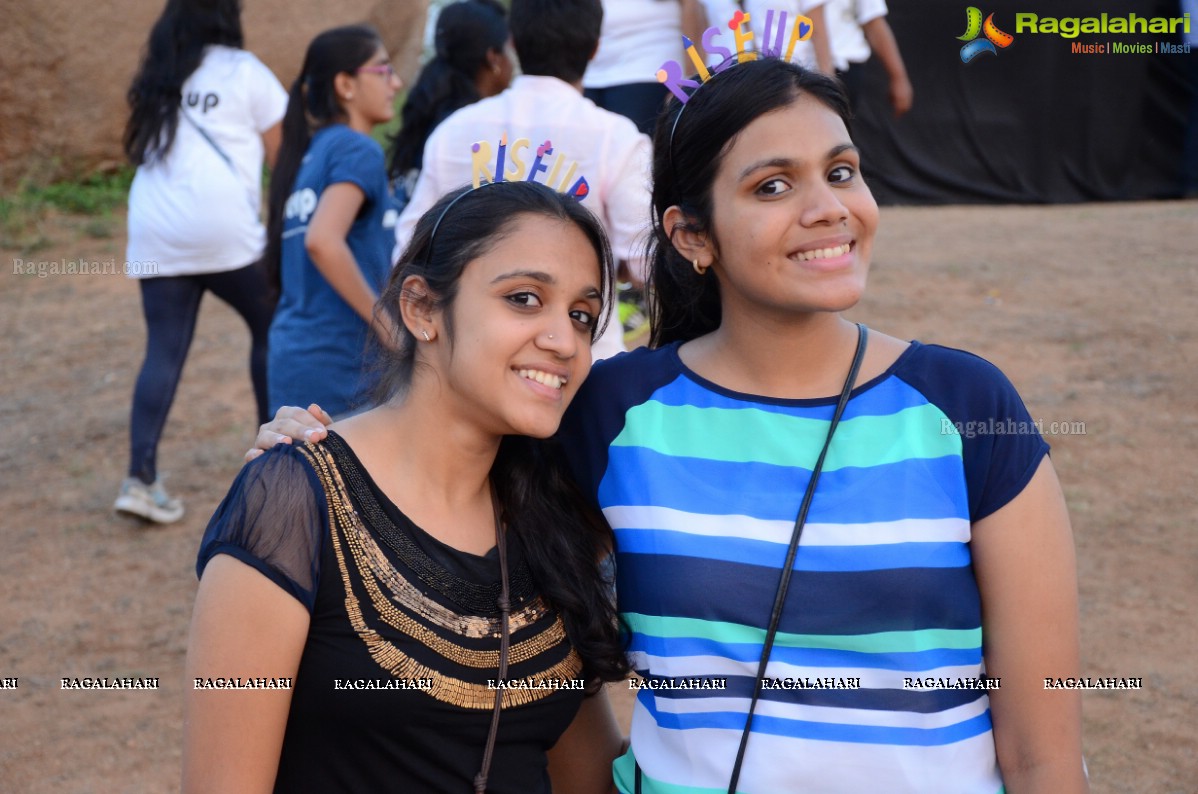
[245,54,289,132]
[854,0,888,25]
[601,125,653,283]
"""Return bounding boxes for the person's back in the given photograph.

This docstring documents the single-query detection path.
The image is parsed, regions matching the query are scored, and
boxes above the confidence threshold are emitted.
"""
[116,0,287,524]
[395,0,652,360]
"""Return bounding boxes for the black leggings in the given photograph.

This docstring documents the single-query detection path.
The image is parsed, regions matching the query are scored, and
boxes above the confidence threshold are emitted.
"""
[127,263,274,483]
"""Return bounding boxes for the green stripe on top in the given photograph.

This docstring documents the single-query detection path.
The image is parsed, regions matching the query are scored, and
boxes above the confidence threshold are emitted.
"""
[610,402,963,471]
[624,613,981,654]
[614,750,725,794]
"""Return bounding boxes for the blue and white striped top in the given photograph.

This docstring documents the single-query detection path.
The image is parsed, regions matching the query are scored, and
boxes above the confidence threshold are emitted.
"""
[558,340,1049,794]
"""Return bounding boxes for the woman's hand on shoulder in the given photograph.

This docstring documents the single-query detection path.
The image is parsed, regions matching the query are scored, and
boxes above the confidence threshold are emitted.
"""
[245,403,333,461]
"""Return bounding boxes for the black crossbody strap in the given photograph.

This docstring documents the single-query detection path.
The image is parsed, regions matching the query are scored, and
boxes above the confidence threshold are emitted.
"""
[726,324,868,794]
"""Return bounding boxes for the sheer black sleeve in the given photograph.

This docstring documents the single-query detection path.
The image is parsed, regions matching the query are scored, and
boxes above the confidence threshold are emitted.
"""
[196,444,327,612]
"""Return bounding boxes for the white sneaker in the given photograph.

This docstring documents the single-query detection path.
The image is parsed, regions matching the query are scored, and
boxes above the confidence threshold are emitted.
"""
[114,476,184,524]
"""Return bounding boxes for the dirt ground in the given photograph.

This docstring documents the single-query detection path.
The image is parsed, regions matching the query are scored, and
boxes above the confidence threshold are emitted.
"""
[1,201,1195,792]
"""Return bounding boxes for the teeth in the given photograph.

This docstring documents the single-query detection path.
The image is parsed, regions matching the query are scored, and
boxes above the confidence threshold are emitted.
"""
[795,243,851,262]
[518,369,565,389]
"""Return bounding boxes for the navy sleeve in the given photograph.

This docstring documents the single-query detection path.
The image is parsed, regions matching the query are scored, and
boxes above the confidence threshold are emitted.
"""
[556,345,681,506]
[197,443,327,612]
[895,344,1050,522]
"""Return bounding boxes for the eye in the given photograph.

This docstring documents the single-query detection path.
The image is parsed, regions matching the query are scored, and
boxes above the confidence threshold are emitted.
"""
[570,308,596,329]
[756,178,791,196]
[505,291,542,308]
[829,165,856,184]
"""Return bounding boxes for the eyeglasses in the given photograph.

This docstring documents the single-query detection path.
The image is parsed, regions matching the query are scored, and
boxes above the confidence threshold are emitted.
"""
[356,63,397,78]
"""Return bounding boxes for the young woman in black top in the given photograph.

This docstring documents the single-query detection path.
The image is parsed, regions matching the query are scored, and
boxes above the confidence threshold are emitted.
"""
[184,181,628,793]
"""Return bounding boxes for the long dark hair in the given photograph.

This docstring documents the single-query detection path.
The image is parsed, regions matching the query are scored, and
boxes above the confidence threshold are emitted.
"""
[373,182,627,687]
[647,60,853,347]
[263,25,382,295]
[387,0,508,182]
[124,0,244,165]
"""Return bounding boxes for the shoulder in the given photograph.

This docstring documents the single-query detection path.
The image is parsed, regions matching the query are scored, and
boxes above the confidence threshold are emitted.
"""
[564,346,683,434]
[588,344,681,394]
[196,45,256,76]
[228,48,285,86]
[198,442,330,610]
[430,94,496,138]
[231,441,326,503]
[318,126,385,167]
[894,342,1021,396]
[892,342,1049,521]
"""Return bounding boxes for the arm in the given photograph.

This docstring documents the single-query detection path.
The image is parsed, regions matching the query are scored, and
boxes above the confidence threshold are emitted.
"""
[183,555,310,793]
[547,687,624,794]
[262,121,283,170]
[861,17,913,117]
[971,457,1087,793]
[304,182,395,341]
[807,4,835,75]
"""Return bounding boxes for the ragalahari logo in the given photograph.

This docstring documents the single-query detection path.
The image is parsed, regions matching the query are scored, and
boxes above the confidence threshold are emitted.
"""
[958,7,1014,62]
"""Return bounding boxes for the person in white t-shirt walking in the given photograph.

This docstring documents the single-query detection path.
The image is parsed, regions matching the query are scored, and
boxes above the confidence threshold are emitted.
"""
[117,0,288,524]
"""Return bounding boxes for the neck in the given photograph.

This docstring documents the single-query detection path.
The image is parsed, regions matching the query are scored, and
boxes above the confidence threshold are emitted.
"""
[338,385,501,512]
[344,109,374,136]
[685,311,861,399]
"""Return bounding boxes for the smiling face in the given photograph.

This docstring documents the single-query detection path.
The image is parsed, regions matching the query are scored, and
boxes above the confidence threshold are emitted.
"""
[427,213,603,440]
[703,93,879,323]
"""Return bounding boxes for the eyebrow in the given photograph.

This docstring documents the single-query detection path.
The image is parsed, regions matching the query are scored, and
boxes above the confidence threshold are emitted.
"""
[737,144,859,181]
[491,269,602,300]
[491,269,555,284]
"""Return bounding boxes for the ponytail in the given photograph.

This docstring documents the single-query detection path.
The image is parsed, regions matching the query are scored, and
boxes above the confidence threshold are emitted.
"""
[262,25,383,296]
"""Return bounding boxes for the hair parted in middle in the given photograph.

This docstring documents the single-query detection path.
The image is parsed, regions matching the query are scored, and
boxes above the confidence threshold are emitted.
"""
[647,58,854,348]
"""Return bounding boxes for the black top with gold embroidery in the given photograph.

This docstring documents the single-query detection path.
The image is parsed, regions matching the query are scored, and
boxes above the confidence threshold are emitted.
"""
[198,431,585,792]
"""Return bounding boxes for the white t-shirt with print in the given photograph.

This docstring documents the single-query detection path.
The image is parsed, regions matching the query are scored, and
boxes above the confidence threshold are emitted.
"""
[126,45,288,278]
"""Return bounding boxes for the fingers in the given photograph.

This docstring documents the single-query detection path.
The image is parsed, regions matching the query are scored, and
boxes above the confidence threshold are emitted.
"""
[307,404,334,427]
[248,404,331,457]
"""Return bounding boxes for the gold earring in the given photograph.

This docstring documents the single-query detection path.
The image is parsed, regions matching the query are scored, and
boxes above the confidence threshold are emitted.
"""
[693,259,709,276]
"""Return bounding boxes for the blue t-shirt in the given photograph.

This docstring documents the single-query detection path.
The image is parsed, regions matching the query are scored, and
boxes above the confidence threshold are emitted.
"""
[557,340,1049,794]
[268,124,397,416]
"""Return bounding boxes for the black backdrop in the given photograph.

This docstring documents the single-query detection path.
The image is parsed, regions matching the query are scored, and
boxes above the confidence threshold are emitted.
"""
[849,0,1195,203]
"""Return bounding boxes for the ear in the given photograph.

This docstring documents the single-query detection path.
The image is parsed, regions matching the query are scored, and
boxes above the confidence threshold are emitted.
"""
[662,205,714,268]
[399,275,439,341]
[333,71,356,104]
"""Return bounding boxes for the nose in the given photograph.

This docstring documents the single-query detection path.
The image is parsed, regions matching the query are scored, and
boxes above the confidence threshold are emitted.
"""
[799,181,849,228]
[535,313,580,358]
